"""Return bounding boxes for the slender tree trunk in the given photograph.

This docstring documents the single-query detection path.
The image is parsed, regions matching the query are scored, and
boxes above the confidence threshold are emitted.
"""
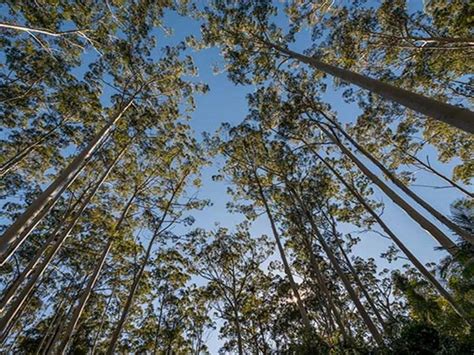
[0,146,126,336]
[300,230,350,342]
[152,297,165,355]
[90,285,116,355]
[312,149,469,321]
[46,280,85,355]
[326,217,387,332]
[0,265,52,344]
[287,204,349,341]
[290,190,384,346]
[54,240,112,354]
[54,161,136,354]
[106,172,188,355]
[0,97,136,265]
[233,308,244,355]
[264,40,474,133]
[253,171,313,333]
[0,118,67,177]
[35,278,76,355]
[316,124,458,254]
[106,234,156,354]
[0,185,90,312]
[321,116,474,245]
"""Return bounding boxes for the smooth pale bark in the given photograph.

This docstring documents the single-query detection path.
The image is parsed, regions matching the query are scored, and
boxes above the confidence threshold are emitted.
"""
[0,22,85,37]
[46,281,84,355]
[288,202,350,341]
[90,286,116,355]
[106,172,188,355]
[0,118,67,177]
[0,97,136,265]
[55,240,112,354]
[54,184,136,354]
[264,41,474,134]
[35,278,76,355]
[106,232,160,354]
[321,116,474,245]
[327,218,387,332]
[0,266,52,344]
[152,298,165,355]
[0,186,90,312]
[233,308,244,355]
[253,171,313,333]
[312,149,469,321]
[317,124,458,255]
[303,236,350,341]
[0,147,126,336]
[291,190,384,346]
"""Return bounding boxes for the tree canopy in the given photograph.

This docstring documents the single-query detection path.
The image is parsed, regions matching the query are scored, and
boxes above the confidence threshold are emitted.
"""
[0,1,472,354]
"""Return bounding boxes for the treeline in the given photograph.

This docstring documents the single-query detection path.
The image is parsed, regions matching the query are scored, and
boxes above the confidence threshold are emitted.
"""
[0,1,472,354]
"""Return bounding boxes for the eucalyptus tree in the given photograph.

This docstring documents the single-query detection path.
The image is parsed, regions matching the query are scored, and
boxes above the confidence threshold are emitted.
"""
[285,0,474,185]
[0,0,206,265]
[183,225,273,355]
[201,1,474,133]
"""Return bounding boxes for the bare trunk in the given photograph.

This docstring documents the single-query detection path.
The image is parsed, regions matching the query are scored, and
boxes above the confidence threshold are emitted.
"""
[90,285,116,355]
[106,172,188,355]
[316,124,458,255]
[54,150,135,354]
[265,41,474,133]
[301,233,350,341]
[54,240,112,354]
[287,199,350,341]
[253,171,313,333]
[0,146,126,336]
[35,279,76,355]
[0,185,90,312]
[312,149,469,322]
[0,97,135,265]
[0,266,52,343]
[233,308,244,355]
[323,117,474,245]
[291,190,384,346]
[329,221,387,332]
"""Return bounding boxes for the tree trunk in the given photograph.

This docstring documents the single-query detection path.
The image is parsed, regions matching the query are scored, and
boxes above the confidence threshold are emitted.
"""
[0,185,90,312]
[264,41,474,133]
[0,265,52,343]
[35,278,76,355]
[90,285,116,355]
[316,124,458,255]
[327,218,387,332]
[0,97,136,265]
[290,190,384,346]
[53,159,136,354]
[321,116,474,245]
[287,199,350,342]
[106,172,188,355]
[253,171,313,333]
[0,146,127,336]
[54,240,112,354]
[300,228,350,342]
[233,308,244,355]
[312,149,469,322]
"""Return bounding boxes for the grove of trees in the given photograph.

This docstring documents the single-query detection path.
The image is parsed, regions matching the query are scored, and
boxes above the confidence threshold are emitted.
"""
[0,1,472,354]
